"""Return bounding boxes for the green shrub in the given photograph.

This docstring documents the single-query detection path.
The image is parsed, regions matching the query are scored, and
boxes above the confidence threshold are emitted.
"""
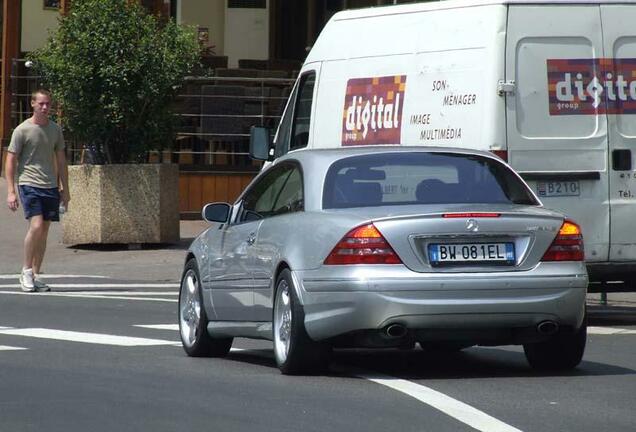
[32,0,200,164]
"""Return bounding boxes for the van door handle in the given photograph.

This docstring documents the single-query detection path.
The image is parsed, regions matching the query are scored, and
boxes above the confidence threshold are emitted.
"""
[246,233,256,245]
[612,149,632,171]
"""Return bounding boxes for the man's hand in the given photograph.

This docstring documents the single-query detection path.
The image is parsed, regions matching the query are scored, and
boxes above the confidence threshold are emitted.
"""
[60,189,70,209]
[7,191,19,211]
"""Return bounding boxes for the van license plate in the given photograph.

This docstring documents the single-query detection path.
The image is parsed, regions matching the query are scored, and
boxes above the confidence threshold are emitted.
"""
[536,181,580,197]
[428,243,515,266]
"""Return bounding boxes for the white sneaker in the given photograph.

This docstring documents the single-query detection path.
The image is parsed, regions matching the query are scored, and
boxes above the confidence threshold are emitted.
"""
[19,268,35,292]
[34,277,51,292]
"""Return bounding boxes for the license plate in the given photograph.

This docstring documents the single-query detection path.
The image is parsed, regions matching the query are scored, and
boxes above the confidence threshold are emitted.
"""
[428,242,515,266]
[536,181,580,197]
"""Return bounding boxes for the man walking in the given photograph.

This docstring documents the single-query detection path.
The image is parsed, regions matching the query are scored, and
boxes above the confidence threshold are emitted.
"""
[5,89,70,292]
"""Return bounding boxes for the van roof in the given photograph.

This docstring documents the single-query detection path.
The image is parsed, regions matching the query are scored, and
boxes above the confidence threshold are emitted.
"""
[332,0,636,21]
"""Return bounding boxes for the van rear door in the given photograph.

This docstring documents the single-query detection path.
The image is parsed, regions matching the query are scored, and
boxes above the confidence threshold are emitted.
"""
[600,4,636,262]
[505,4,609,262]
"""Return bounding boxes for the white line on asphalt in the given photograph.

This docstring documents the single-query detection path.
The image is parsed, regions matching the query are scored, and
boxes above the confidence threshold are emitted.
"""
[0,283,179,289]
[0,345,27,351]
[588,326,636,335]
[0,291,177,303]
[0,328,177,346]
[135,324,179,331]
[0,274,110,279]
[354,371,523,432]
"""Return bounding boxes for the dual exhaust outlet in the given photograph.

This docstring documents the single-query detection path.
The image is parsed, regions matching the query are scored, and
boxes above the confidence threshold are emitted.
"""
[382,320,559,339]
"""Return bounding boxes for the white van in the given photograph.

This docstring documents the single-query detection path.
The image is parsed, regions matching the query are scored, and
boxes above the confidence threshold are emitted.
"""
[250,0,636,288]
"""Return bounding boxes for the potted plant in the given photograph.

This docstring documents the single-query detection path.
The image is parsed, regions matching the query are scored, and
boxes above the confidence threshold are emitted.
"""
[32,0,200,244]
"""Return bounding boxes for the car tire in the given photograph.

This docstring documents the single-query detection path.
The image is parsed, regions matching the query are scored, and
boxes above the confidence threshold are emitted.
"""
[273,269,331,375]
[523,319,587,371]
[179,258,233,357]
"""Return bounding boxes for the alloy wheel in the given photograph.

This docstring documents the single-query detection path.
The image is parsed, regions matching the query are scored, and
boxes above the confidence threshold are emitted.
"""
[179,269,201,348]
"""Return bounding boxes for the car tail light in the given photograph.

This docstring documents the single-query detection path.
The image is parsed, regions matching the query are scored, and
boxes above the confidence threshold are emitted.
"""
[491,150,508,161]
[324,224,402,265]
[541,219,584,261]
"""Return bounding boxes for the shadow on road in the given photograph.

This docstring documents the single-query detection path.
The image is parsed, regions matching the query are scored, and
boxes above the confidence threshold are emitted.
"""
[211,345,635,380]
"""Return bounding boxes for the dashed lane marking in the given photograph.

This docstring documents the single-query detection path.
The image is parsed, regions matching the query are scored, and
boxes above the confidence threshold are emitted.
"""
[135,324,179,331]
[0,345,27,351]
[0,291,177,303]
[0,328,177,346]
[588,326,636,335]
[0,274,110,279]
[0,283,178,289]
[353,371,523,432]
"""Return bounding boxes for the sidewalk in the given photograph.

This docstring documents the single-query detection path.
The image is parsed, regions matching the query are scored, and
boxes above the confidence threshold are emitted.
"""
[0,177,208,282]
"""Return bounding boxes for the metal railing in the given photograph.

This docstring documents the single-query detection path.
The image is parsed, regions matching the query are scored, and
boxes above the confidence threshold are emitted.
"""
[8,58,295,170]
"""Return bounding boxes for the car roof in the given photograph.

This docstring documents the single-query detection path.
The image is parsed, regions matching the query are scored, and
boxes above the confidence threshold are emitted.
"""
[273,145,502,167]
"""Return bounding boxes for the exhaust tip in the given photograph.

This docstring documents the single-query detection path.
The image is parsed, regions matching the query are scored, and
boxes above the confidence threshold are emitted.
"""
[384,324,407,338]
[537,320,559,336]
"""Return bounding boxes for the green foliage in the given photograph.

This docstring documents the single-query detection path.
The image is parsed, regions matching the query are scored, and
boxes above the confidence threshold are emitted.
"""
[32,0,200,164]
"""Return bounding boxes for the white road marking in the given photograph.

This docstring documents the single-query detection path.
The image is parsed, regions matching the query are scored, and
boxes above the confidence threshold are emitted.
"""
[135,324,179,331]
[0,291,177,303]
[0,328,177,346]
[0,345,27,351]
[588,326,636,335]
[355,371,523,432]
[0,274,110,279]
[0,283,178,289]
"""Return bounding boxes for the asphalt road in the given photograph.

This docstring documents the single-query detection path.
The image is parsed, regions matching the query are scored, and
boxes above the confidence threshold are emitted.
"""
[0,276,635,432]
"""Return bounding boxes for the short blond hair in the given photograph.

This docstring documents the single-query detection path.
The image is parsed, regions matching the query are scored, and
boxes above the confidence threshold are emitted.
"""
[31,89,52,101]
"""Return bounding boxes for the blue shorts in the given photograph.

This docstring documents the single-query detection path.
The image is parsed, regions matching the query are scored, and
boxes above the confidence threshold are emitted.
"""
[18,185,60,221]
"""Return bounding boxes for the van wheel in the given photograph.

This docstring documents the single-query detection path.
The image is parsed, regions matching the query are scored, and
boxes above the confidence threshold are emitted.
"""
[273,269,331,375]
[179,259,232,357]
[524,321,586,371]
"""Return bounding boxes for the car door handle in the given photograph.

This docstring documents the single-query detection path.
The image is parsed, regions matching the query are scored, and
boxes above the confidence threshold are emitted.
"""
[246,233,256,245]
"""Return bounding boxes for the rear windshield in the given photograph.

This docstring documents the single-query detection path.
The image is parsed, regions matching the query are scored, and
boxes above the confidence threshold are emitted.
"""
[322,152,539,209]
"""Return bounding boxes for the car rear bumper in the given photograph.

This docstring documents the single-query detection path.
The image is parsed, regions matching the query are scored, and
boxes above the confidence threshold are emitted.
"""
[293,263,588,341]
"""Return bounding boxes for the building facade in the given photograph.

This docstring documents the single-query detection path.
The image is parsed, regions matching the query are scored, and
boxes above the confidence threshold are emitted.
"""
[1,0,424,216]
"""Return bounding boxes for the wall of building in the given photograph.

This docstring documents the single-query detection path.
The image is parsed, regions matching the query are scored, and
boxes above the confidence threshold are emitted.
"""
[179,0,225,56]
[21,3,61,53]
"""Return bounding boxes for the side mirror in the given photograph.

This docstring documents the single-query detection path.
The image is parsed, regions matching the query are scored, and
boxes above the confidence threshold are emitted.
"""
[250,126,272,161]
[202,202,231,223]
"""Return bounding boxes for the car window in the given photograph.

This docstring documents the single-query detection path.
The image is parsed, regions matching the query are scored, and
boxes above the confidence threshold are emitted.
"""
[290,72,315,151]
[272,167,304,214]
[273,84,298,159]
[239,163,302,222]
[323,152,538,209]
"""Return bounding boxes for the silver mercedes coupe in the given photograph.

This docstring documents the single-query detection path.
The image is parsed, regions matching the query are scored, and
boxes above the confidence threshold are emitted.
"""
[178,147,588,374]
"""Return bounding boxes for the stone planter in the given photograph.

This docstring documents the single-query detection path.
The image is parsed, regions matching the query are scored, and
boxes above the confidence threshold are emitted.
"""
[62,164,179,245]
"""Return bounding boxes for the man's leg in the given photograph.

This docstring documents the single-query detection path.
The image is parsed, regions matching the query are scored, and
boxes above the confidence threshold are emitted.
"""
[21,215,46,292]
[24,215,46,271]
[32,220,51,275]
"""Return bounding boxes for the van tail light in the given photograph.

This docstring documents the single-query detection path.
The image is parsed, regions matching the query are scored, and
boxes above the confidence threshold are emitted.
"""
[324,224,402,265]
[491,150,508,162]
[541,219,584,261]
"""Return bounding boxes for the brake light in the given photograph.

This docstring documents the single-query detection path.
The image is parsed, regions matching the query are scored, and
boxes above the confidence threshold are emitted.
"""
[491,150,508,161]
[324,224,401,265]
[442,213,501,218]
[541,220,584,261]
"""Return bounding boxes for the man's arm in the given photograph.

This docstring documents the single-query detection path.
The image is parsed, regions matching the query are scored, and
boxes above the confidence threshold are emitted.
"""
[56,149,70,207]
[5,151,19,211]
